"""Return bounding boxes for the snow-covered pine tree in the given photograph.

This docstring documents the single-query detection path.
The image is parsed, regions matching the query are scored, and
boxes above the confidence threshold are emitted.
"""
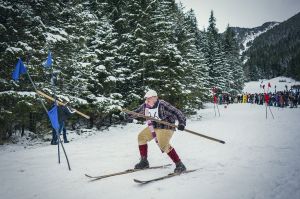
[218,42,233,93]
[223,25,245,94]
[197,29,211,92]
[143,0,187,108]
[0,0,66,91]
[185,9,210,101]
[186,9,211,101]
[121,0,151,107]
[58,0,123,116]
[103,0,142,108]
[205,10,228,92]
[175,7,209,110]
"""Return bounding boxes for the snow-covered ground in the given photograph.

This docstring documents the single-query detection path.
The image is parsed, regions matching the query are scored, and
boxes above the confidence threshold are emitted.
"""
[243,76,300,94]
[1,103,300,199]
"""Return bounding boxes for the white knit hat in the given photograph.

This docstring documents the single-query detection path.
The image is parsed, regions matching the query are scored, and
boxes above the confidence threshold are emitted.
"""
[144,89,158,98]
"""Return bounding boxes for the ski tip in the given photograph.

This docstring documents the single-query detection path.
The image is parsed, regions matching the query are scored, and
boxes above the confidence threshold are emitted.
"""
[220,140,226,144]
[178,169,198,175]
[185,169,198,173]
[133,179,146,184]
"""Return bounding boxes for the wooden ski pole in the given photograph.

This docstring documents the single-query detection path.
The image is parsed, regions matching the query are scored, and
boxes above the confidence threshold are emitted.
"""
[36,90,90,119]
[122,109,225,144]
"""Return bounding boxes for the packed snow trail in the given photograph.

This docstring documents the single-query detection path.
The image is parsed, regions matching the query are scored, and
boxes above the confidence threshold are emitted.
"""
[1,103,300,199]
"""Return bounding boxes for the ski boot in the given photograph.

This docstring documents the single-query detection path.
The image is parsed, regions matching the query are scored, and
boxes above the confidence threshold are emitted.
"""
[174,161,186,173]
[134,157,149,169]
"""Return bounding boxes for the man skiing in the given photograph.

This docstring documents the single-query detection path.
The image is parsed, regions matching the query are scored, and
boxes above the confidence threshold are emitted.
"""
[131,89,187,173]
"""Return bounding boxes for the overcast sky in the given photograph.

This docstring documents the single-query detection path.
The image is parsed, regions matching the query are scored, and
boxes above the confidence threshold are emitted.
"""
[176,0,300,32]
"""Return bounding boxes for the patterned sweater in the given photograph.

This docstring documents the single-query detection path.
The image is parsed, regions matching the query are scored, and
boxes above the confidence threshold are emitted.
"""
[133,99,186,129]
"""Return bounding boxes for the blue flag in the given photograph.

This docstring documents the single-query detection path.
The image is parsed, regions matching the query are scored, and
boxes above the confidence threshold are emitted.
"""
[43,51,53,68]
[12,58,27,81]
[48,103,60,133]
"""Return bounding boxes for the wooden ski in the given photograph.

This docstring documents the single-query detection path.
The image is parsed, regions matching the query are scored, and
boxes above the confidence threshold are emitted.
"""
[133,169,198,184]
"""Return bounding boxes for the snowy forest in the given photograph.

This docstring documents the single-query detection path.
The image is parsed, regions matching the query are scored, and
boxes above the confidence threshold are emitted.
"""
[0,0,245,142]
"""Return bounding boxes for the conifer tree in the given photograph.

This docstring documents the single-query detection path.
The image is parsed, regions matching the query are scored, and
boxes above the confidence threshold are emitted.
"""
[142,0,184,107]
[205,10,227,91]
[223,25,245,94]
[175,7,209,109]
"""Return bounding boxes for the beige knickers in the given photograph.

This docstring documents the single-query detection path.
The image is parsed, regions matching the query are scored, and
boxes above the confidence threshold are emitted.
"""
[137,127,174,153]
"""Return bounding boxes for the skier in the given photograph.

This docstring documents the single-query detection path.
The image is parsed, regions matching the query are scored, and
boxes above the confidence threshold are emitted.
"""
[51,99,75,145]
[130,89,187,173]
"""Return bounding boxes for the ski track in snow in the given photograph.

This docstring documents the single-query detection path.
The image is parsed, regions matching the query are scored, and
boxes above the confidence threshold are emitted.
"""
[0,103,300,199]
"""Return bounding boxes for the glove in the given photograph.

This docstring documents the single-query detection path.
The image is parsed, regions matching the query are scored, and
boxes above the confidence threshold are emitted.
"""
[177,124,185,131]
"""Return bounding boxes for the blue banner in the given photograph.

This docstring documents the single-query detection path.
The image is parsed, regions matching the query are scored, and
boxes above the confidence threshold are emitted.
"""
[12,58,27,81]
[48,103,60,133]
[44,51,53,68]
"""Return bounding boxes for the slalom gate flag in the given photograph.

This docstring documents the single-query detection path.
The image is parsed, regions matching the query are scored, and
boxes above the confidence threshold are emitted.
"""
[48,103,60,132]
[43,51,53,68]
[213,95,217,103]
[12,58,27,81]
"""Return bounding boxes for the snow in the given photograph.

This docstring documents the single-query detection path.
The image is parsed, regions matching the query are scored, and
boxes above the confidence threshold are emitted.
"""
[69,96,88,105]
[95,65,106,71]
[106,76,117,82]
[17,41,33,51]
[48,26,68,37]
[44,32,68,43]
[5,47,23,54]
[1,103,300,199]
[0,91,36,97]
[243,76,300,94]
[80,62,91,68]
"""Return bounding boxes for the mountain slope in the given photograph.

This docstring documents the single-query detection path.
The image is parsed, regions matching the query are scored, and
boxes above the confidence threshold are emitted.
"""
[241,12,300,81]
[231,22,279,55]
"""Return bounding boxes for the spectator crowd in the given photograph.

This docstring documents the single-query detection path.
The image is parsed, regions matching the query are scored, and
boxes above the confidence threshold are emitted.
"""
[215,90,300,108]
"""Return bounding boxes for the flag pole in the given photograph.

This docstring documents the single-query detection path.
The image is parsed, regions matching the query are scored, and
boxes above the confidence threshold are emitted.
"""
[212,88,216,116]
[268,106,275,119]
[25,70,48,113]
[46,52,71,170]
[58,130,71,170]
[25,58,71,170]
[213,103,216,116]
[216,102,220,117]
[25,70,66,167]
[213,88,220,117]
[265,83,275,119]
[49,61,61,166]
[267,83,274,119]
[265,102,268,119]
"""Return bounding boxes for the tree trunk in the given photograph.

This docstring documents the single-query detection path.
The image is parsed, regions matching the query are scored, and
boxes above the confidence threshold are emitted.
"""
[21,124,25,137]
